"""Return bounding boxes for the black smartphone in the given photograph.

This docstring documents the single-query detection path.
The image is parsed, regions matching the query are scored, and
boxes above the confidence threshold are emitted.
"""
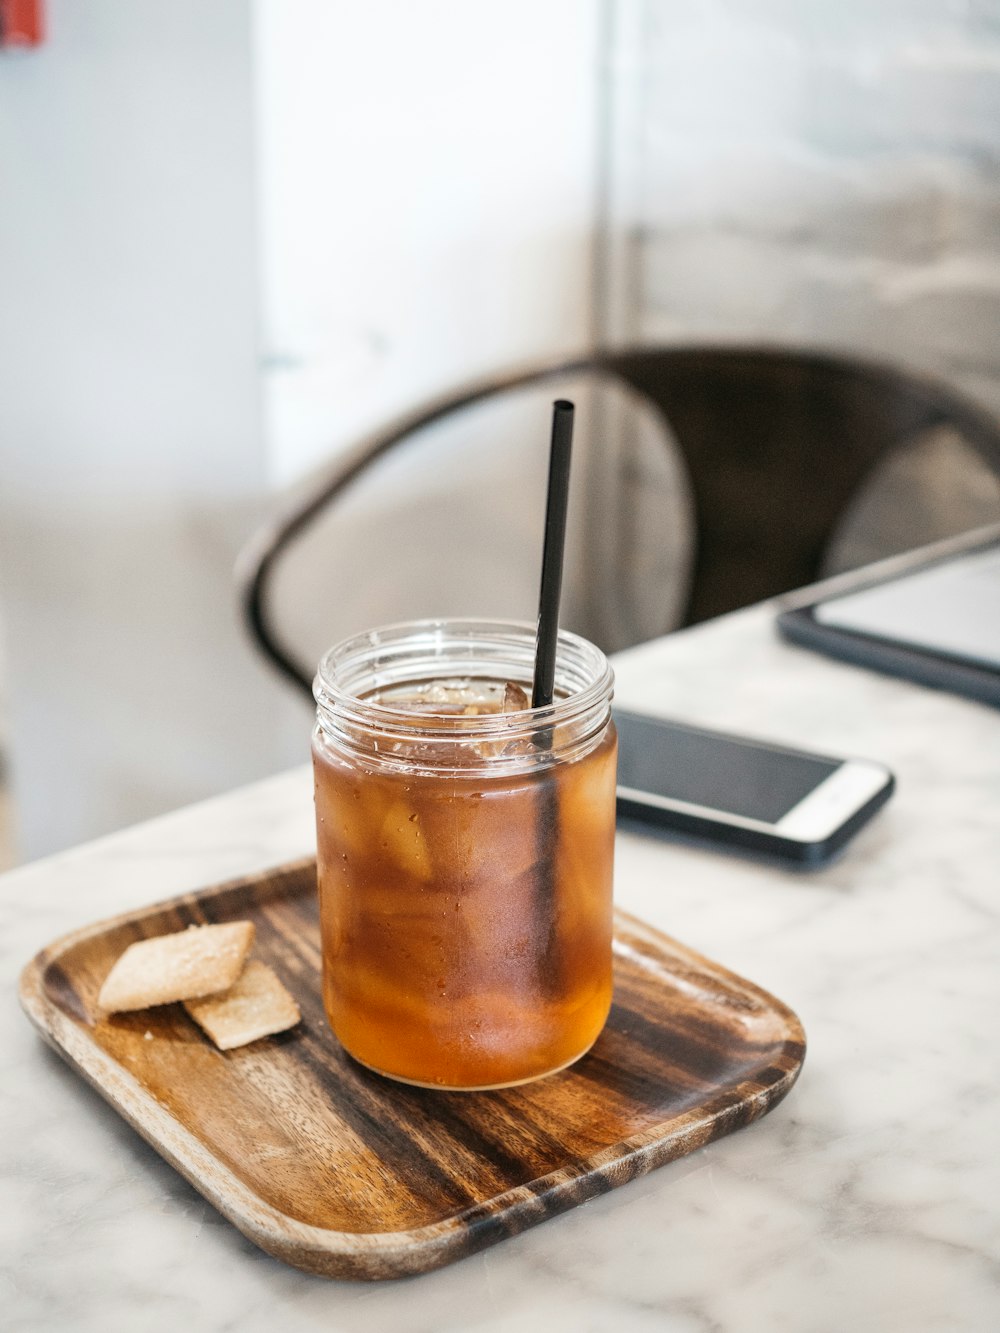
[614,708,895,866]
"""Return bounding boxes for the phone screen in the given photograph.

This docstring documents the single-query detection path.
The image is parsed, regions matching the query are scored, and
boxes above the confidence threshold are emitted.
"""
[614,711,841,825]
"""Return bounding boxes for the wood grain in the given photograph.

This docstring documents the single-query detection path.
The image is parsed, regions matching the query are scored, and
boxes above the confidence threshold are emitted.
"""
[19,858,806,1280]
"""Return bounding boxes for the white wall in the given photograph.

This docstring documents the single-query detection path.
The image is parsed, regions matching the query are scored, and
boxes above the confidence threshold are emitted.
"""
[597,0,1000,566]
[253,0,602,486]
[0,1,604,862]
[0,2,263,506]
[0,1,302,861]
[605,0,1000,417]
[247,0,606,678]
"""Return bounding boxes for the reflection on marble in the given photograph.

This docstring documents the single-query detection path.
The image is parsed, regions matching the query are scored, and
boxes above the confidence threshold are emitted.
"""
[3,605,999,1331]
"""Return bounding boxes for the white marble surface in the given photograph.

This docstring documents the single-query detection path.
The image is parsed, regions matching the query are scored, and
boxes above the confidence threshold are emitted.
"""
[3,600,1000,1332]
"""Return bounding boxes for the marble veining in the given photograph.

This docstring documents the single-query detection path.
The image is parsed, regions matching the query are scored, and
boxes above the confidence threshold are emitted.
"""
[3,603,1000,1330]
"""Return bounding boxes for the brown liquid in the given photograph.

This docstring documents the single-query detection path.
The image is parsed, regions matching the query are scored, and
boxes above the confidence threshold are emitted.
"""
[313,683,617,1088]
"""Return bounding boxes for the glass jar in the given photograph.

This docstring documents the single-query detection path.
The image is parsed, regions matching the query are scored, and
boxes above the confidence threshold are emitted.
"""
[312,618,617,1090]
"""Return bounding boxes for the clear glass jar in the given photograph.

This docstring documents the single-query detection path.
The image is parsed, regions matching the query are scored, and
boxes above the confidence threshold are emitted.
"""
[312,618,617,1090]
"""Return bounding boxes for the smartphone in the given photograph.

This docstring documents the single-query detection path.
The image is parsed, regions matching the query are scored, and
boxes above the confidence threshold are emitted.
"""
[614,708,894,866]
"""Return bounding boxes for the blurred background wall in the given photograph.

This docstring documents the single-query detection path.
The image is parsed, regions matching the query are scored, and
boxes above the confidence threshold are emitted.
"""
[2,0,1000,864]
[0,0,601,861]
[254,1,601,486]
[0,2,291,863]
[600,0,1000,581]
[603,0,1000,417]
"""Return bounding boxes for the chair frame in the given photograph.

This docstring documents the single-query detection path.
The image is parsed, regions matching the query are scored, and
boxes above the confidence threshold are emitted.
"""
[238,344,1000,697]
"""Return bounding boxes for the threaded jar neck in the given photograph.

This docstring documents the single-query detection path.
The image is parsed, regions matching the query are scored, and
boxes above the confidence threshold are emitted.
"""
[313,618,614,776]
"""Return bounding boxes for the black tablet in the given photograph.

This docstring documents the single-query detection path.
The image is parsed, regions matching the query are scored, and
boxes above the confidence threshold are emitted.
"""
[776,532,1000,709]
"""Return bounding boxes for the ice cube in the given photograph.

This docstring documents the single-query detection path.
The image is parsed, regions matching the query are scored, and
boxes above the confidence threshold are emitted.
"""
[502,681,529,713]
[378,800,433,881]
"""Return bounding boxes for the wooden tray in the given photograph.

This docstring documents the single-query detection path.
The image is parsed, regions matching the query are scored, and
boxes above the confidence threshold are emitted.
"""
[19,858,806,1281]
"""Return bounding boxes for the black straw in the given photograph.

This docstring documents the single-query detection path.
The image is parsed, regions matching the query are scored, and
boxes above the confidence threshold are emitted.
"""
[532,400,575,709]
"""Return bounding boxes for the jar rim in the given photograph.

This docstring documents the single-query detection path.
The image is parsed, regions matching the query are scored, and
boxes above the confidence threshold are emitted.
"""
[313,617,614,743]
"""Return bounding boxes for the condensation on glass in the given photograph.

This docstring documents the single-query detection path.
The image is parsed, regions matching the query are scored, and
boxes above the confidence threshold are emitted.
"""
[312,619,617,1090]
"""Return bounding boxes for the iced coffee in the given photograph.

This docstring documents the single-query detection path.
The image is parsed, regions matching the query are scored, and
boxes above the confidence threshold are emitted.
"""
[312,620,617,1090]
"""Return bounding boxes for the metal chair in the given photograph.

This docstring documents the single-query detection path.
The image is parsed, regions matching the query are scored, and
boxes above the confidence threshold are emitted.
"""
[238,345,1000,698]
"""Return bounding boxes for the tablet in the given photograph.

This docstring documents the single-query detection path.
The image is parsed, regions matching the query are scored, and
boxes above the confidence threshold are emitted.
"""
[776,533,1000,708]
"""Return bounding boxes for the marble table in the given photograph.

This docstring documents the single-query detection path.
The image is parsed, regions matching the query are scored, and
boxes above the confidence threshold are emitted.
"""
[3,591,999,1332]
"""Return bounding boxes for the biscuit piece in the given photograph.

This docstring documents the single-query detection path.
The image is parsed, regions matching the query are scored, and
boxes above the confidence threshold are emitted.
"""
[182,960,301,1050]
[97,922,255,1014]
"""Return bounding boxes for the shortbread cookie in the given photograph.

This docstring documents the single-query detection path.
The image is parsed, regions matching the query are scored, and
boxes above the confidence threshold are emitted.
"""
[182,959,301,1050]
[97,921,255,1013]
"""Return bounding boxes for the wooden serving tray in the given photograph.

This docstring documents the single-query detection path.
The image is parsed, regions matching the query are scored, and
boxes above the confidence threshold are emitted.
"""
[20,858,805,1280]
